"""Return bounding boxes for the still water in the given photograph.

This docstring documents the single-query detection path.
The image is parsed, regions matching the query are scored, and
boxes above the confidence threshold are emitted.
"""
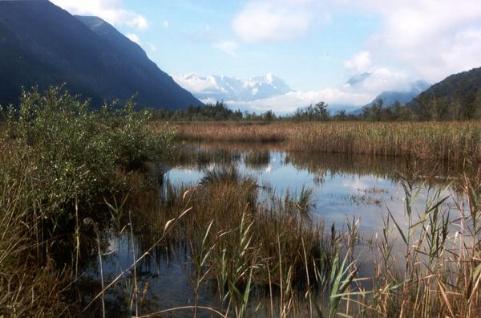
[82,143,463,317]
[167,143,460,230]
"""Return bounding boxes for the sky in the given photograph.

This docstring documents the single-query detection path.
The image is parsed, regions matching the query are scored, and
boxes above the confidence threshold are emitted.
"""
[50,0,481,111]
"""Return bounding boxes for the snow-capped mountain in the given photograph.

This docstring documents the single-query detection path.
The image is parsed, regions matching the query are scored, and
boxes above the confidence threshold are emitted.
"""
[174,73,293,103]
[175,71,430,115]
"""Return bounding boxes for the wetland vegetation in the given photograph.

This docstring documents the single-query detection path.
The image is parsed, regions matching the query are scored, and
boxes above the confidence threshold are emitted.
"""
[1,88,481,317]
[170,121,481,163]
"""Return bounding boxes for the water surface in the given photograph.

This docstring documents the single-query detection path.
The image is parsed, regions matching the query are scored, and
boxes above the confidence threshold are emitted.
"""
[83,143,465,317]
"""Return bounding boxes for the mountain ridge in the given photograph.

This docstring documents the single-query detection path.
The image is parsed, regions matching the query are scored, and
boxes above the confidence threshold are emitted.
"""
[175,73,293,103]
[409,66,481,119]
[364,80,430,108]
[0,0,201,109]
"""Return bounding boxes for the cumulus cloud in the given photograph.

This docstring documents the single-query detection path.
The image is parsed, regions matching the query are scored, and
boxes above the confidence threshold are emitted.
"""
[342,55,414,93]
[233,0,325,43]
[51,0,148,30]
[344,51,372,73]
[231,0,481,82]
[335,0,481,82]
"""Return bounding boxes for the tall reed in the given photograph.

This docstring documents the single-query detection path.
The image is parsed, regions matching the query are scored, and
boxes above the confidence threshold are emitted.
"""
[166,121,481,163]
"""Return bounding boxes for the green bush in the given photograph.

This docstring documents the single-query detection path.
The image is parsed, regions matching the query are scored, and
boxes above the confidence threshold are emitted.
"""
[2,86,174,214]
[0,87,175,315]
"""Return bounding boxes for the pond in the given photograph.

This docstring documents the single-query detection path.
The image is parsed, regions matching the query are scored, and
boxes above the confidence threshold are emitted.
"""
[166,143,461,232]
[81,143,466,317]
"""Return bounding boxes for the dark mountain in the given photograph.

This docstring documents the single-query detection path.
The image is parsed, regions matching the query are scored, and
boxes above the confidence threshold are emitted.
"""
[364,80,430,108]
[0,0,201,109]
[410,67,481,120]
[348,80,430,116]
[345,72,371,87]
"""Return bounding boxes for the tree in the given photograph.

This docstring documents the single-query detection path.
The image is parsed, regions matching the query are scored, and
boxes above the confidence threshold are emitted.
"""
[263,110,275,122]
[293,101,330,121]
[313,102,329,121]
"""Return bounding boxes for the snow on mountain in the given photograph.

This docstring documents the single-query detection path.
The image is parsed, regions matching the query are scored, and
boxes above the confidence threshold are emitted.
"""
[175,71,430,115]
[174,73,292,103]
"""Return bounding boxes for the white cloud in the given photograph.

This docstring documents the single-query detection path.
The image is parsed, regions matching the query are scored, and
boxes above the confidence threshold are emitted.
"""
[245,66,415,113]
[344,51,371,73]
[342,58,414,93]
[233,0,325,43]
[163,20,170,28]
[226,89,369,114]
[334,0,481,82]
[51,0,148,30]
[174,74,220,93]
[213,41,239,57]
[231,65,419,113]
[176,67,416,114]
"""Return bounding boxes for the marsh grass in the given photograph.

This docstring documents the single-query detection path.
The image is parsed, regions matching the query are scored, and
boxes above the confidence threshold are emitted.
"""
[166,121,481,163]
[110,164,481,318]
[2,88,481,317]
[244,150,271,169]
[0,87,174,316]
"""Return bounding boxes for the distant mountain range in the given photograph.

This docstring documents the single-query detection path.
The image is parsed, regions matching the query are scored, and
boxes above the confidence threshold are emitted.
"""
[176,72,434,114]
[0,0,201,109]
[2,1,479,118]
[175,73,293,103]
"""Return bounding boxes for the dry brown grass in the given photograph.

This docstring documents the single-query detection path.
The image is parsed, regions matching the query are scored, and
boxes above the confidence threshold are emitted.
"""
[125,165,481,318]
[158,121,481,163]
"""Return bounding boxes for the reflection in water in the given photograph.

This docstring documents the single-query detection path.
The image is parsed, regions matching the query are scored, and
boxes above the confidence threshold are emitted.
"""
[167,143,461,231]
[82,143,469,317]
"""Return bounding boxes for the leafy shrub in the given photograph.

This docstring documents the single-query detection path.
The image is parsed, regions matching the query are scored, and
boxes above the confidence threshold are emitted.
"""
[2,87,173,213]
[0,87,175,315]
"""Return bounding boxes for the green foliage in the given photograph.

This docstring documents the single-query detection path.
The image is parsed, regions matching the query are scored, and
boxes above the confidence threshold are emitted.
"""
[0,86,175,316]
[360,100,415,121]
[293,102,330,121]
[153,101,244,121]
[2,86,174,213]
[410,67,481,120]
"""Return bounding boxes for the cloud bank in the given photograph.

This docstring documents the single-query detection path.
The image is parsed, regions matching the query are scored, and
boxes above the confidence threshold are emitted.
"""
[175,67,416,114]
[335,0,481,82]
[232,0,481,83]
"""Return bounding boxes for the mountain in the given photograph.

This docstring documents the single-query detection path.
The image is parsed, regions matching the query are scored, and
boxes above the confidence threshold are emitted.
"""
[174,73,293,103]
[0,0,201,109]
[410,67,481,120]
[364,80,430,108]
[346,72,371,87]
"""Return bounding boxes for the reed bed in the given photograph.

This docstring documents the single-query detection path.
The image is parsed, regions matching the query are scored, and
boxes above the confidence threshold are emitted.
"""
[123,168,481,318]
[164,121,481,163]
[119,168,338,317]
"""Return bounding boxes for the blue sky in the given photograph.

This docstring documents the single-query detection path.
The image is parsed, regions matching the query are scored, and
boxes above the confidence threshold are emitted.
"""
[51,0,481,111]
[83,0,381,91]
